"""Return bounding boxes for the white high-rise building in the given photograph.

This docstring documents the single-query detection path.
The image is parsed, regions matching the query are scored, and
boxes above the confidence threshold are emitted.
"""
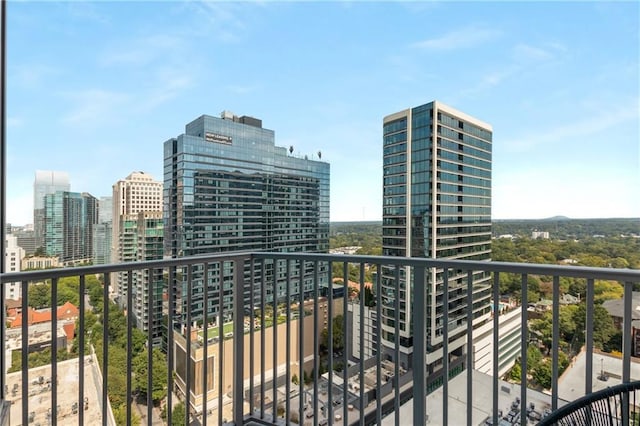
[111,171,162,264]
[4,235,25,300]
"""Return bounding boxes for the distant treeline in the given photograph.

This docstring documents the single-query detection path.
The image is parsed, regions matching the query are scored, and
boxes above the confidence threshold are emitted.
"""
[493,218,639,239]
[330,218,639,240]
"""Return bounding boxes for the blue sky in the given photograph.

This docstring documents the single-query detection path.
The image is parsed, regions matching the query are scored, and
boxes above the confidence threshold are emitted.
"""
[6,1,639,224]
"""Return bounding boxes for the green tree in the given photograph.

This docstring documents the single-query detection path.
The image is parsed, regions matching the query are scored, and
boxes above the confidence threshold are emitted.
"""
[28,283,50,308]
[113,406,140,425]
[320,315,345,351]
[527,346,543,370]
[133,348,168,404]
[363,286,375,307]
[572,304,616,349]
[508,361,522,382]
[533,360,552,389]
[162,401,187,426]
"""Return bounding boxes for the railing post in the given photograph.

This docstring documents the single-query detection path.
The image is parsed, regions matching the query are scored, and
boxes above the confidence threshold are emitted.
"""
[413,264,427,425]
[622,281,632,426]
[233,257,245,425]
[0,2,8,424]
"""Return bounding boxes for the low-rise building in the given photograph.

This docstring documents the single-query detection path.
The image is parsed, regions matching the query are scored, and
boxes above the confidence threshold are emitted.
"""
[473,304,522,378]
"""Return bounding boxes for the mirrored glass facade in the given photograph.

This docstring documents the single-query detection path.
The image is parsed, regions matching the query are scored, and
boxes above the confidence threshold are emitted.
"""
[164,113,330,323]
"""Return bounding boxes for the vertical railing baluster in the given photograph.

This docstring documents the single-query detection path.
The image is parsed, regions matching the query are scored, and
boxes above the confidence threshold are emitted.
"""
[376,264,383,426]
[442,268,449,426]
[493,272,500,426]
[413,264,427,426]
[622,281,633,426]
[232,257,245,426]
[343,261,349,426]
[126,270,133,426]
[202,263,208,426]
[586,278,594,395]
[285,259,291,423]
[218,262,224,424]
[466,270,473,426]
[298,260,305,426]
[79,275,86,426]
[313,260,320,426]
[327,261,334,425]
[260,259,266,420]
[249,258,255,418]
[51,276,58,426]
[185,264,192,424]
[272,259,278,422]
[394,265,400,426]
[21,279,28,426]
[359,262,365,426]
[167,266,175,426]
[147,268,153,422]
[102,273,109,426]
[520,273,527,424]
[552,275,560,412]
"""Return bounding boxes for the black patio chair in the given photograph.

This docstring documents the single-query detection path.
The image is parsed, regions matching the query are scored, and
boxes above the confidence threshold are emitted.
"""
[538,381,640,426]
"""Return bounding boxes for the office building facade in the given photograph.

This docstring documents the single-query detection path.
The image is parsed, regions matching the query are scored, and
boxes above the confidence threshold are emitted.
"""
[382,101,492,387]
[34,171,70,251]
[164,111,330,324]
[44,191,98,264]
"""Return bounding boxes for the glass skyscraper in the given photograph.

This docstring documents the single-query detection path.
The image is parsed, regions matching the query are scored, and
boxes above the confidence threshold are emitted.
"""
[44,191,98,264]
[382,101,492,390]
[164,111,330,323]
[34,170,70,250]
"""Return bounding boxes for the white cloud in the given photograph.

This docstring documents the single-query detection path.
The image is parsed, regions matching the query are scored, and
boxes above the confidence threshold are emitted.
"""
[493,166,640,219]
[513,43,553,62]
[100,34,185,67]
[225,84,259,95]
[12,64,61,89]
[504,98,639,152]
[412,26,501,51]
[7,117,24,128]
[61,89,130,126]
[186,2,249,43]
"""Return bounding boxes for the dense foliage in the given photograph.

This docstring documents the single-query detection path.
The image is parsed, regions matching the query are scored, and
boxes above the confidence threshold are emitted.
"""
[493,217,639,239]
[330,221,382,256]
[492,236,640,269]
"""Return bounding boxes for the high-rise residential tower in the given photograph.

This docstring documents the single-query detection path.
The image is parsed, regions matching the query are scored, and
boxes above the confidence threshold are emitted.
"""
[92,196,113,265]
[4,235,24,300]
[44,191,98,264]
[164,111,330,324]
[34,171,70,250]
[111,172,163,344]
[382,101,492,390]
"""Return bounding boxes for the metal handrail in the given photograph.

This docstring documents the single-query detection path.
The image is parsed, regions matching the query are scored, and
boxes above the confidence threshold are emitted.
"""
[2,253,639,284]
[538,381,640,426]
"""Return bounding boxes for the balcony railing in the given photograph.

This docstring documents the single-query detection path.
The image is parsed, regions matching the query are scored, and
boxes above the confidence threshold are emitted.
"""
[1,252,639,426]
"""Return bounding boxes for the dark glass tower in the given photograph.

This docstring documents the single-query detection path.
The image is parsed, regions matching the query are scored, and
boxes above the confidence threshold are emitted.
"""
[164,111,330,324]
[382,101,492,389]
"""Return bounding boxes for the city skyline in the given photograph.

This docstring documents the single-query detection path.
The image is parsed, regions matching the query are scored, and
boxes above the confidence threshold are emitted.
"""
[6,1,639,224]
